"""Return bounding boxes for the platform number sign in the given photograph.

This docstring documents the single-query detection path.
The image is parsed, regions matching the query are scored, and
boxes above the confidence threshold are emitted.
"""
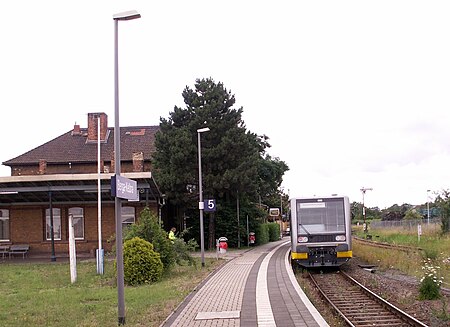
[204,199,216,212]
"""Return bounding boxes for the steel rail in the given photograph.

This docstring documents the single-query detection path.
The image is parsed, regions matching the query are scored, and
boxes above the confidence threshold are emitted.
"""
[309,271,429,327]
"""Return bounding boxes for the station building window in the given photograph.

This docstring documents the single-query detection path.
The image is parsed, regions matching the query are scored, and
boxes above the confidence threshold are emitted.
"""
[46,208,61,241]
[122,206,135,232]
[0,209,10,242]
[68,207,84,240]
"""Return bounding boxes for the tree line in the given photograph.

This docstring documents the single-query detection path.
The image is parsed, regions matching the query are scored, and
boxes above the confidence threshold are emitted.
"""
[352,190,450,233]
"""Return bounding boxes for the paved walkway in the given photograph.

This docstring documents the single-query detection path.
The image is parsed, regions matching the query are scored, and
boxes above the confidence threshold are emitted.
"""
[161,239,328,327]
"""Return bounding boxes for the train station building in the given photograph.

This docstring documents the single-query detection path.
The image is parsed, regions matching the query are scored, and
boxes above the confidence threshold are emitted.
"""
[0,112,163,257]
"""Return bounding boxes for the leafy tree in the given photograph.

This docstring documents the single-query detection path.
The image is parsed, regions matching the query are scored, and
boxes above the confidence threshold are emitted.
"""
[404,209,422,220]
[153,78,288,248]
[382,203,412,221]
[435,190,450,233]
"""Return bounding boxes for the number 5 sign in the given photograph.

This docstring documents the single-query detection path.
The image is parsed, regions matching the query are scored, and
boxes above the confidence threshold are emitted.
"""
[204,199,216,212]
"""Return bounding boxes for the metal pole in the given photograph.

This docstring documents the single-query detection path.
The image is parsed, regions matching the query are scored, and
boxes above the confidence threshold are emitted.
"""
[280,191,283,219]
[198,131,205,267]
[49,191,56,262]
[427,190,430,225]
[360,187,372,233]
[97,116,104,275]
[114,18,126,325]
[237,190,240,248]
[362,191,365,227]
[246,214,249,247]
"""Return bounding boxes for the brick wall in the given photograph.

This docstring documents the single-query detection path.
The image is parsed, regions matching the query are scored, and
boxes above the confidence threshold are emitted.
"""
[6,203,158,255]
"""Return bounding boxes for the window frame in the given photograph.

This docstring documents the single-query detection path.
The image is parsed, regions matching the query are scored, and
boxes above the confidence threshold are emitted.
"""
[121,206,136,231]
[46,208,62,241]
[0,209,10,242]
[68,207,85,240]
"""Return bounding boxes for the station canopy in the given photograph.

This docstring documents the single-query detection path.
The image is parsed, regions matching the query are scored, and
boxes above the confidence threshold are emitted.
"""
[0,172,161,205]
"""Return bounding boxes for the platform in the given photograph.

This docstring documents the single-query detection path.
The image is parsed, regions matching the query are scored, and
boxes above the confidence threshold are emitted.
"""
[161,239,329,327]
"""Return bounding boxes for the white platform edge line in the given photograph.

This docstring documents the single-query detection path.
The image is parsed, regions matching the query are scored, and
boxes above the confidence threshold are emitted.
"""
[256,241,289,326]
[284,247,330,327]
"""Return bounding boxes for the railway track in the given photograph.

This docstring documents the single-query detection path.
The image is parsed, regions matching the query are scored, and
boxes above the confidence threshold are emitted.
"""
[353,236,423,253]
[309,270,428,327]
[353,236,450,293]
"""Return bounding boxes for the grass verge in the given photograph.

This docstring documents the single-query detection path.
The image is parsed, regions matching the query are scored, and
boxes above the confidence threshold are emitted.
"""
[353,225,450,288]
[0,257,222,327]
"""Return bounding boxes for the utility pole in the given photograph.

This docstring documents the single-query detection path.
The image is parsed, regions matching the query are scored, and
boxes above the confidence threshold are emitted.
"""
[360,187,373,233]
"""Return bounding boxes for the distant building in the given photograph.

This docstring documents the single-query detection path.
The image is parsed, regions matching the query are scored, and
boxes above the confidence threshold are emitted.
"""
[0,113,162,257]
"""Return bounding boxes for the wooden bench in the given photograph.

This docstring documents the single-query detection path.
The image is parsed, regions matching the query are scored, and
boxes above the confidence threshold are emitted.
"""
[0,245,9,259]
[9,244,30,259]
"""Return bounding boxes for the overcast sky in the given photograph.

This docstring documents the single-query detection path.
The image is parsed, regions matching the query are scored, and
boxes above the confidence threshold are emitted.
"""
[1,1,449,209]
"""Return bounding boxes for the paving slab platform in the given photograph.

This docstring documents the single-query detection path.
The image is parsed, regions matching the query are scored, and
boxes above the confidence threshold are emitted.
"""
[161,239,329,327]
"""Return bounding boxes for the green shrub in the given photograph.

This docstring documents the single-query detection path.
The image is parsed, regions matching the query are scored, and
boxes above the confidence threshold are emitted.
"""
[268,223,280,241]
[173,237,198,266]
[121,237,163,286]
[419,258,443,300]
[124,208,176,272]
[256,223,270,245]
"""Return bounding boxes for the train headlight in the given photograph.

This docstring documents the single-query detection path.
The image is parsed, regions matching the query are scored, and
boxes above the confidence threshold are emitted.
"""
[335,235,346,241]
[298,236,308,243]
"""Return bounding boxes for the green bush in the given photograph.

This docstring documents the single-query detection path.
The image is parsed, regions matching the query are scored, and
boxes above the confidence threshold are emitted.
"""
[124,208,176,272]
[173,237,198,266]
[268,223,280,241]
[256,223,270,245]
[121,237,163,286]
[419,258,443,300]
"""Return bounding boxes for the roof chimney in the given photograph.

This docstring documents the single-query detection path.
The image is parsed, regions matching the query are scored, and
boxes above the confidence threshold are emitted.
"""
[72,124,81,136]
[39,159,47,175]
[132,152,144,172]
[87,113,108,142]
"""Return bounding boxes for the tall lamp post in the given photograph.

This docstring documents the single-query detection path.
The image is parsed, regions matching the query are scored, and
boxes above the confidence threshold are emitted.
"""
[113,10,141,326]
[360,187,373,232]
[427,189,431,225]
[97,116,104,275]
[197,127,210,268]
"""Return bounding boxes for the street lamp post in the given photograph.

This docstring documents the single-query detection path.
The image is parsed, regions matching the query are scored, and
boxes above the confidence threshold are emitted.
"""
[113,10,141,326]
[197,127,210,268]
[360,187,373,233]
[97,116,104,275]
[427,189,431,225]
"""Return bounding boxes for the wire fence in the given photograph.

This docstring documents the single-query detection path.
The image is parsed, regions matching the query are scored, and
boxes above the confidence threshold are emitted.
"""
[369,218,442,231]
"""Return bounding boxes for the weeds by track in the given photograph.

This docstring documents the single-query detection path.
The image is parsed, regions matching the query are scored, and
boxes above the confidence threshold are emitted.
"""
[309,270,428,327]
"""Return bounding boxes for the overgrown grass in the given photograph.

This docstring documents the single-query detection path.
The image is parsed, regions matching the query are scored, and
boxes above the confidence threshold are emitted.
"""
[352,225,450,289]
[0,258,222,327]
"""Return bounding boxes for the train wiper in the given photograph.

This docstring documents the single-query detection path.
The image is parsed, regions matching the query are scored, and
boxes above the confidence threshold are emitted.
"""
[299,224,311,236]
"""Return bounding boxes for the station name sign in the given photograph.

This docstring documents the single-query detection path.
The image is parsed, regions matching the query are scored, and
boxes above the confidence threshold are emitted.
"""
[111,175,138,201]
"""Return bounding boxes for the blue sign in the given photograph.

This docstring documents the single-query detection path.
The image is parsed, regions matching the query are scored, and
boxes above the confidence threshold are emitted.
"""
[111,175,138,201]
[204,199,216,212]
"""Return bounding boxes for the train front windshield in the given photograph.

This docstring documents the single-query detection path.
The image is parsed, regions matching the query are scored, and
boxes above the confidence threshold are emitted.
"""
[296,198,346,234]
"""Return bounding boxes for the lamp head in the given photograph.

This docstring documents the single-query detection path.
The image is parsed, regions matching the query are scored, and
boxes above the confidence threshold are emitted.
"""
[113,10,141,21]
[197,127,210,133]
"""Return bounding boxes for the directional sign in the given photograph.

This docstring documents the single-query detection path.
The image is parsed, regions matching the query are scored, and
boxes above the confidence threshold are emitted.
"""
[111,175,138,201]
[269,208,280,216]
[204,199,216,212]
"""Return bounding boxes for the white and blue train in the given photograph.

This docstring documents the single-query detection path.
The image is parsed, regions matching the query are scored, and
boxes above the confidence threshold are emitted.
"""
[290,195,352,268]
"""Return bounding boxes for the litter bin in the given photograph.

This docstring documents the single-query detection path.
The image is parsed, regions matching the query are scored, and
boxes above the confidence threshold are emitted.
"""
[249,232,255,246]
[218,237,228,254]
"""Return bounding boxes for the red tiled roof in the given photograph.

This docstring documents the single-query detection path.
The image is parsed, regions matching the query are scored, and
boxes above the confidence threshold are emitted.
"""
[3,126,160,166]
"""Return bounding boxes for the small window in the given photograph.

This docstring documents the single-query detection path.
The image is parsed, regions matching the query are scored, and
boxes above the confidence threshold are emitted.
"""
[0,209,10,241]
[46,208,61,241]
[121,206,135,232]
[69,207,84,240]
